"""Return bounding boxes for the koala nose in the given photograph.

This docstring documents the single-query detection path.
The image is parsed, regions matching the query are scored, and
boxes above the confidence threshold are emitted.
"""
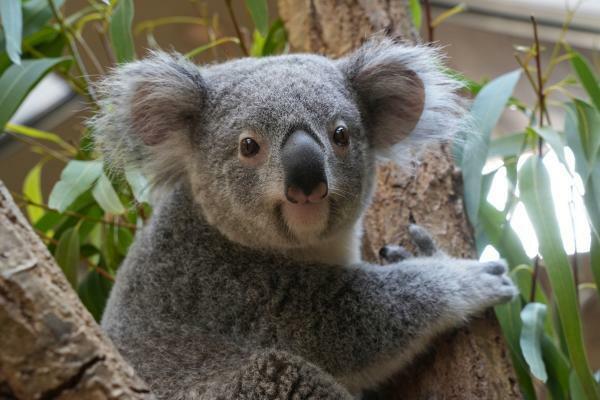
[281,130,328,204]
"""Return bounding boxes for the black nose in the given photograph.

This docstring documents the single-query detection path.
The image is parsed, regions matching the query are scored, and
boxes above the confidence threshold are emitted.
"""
[281,130,328,204]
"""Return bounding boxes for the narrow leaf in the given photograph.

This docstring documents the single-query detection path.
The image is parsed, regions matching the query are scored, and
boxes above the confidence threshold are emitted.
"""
[109,0,135,63]
[541,335,570,400]
[0,57,69,130]
[22,0,65,37]
[78,269,112,322]
[408,0,422,30]
[571,52,600,112]
[564,100,600,183]
[0,0,22,65]
[488,132,526,159]
[23,159,46,223]
[6,122,76,153]
[519,157,600,399]
[92,173,125,215]
[520,302,548,381]
[54,226,80,288]
[245,0,269,37]
[431,3,466,28]
[48,160,103,212]
[124,168,150,204]
[459,69,521,225]
[531,126,568,167]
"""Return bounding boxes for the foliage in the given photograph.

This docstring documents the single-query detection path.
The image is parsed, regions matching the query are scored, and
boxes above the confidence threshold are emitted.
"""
[0,0,283,322]
[450,9,600,400]
[1,1,599,398]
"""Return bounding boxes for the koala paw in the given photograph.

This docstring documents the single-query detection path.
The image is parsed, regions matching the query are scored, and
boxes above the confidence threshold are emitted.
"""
[453,259,518,314]
[379,224,445,264]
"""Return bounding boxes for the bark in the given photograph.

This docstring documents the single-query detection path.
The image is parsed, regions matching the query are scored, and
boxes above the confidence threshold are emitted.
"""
[0,181,153,400]
[278,1,520,398]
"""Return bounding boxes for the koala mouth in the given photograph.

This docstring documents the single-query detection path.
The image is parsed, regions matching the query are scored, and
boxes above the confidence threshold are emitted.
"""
[280,200,330,239]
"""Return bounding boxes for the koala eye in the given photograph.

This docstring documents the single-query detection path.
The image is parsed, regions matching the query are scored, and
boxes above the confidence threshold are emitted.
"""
[333,126,349,147]
[240,137,260,157]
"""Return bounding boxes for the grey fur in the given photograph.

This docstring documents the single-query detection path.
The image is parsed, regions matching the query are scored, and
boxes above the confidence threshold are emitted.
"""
[92,39,516,399]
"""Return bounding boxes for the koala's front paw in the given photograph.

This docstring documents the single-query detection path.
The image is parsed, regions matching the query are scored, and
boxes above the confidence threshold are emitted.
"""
[452,259,517,315]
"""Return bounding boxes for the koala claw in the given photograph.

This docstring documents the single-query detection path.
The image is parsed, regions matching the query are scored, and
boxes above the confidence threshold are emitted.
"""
[379,245,413,263]
[408,224,443,257]
[463,259,517,308]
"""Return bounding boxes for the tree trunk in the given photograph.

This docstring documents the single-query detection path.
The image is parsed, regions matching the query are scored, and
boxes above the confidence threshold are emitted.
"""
[0,181,153,400]
[278,1,521,399]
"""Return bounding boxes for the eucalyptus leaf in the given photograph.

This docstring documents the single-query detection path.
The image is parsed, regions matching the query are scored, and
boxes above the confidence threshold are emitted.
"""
[49,160,103,212]
[125,168,150,204]
[23,159,46,223]
[542,335,571,400]
[531,126,568,167]
[109,0,135,63]
[408,0,422,30]
[78,269,112,322]
[519,157,600,399]
[488,132,526,159]
[0,57,69,130]
[92,173,125,215]
[458,69,521,225]
[571,52,600,112]
[0,0,22,65]
[564,100,600,183]
[245,0,269,37]
[520,302,548,381]
[55,226,80,288]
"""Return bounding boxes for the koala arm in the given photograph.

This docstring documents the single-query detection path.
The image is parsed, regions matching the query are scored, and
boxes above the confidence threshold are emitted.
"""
[270,227,515,388]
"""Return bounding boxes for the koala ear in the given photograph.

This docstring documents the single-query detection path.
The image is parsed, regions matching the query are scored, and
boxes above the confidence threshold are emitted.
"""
[90,51,206,187]
[337,39,465,160]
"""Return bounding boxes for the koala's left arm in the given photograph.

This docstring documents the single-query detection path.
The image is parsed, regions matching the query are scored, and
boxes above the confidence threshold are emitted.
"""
[268,226,515,387]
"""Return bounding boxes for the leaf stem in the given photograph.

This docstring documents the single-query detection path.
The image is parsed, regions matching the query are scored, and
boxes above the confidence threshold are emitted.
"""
[531,16,545,156]
[423,0,434,42]
[225,0,249,56]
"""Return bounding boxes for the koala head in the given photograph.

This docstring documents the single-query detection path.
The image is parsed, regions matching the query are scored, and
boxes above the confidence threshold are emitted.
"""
[91,39,464,251]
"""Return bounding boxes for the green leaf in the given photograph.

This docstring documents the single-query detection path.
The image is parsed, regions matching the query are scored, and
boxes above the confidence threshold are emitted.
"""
[49,160,103,212]
[519,157,600,399]
[114,227,134,256]
[260,19,287,56]
[571,52,600,112]
[531,126,568,167]
[245,0,269,37]
[520,302,548,381]
[0,0,22,65]
[408,0,422,30]
[0,57,69,130]
[478,201,530,268]
[565,100,600,183]
[54,226,80,288]
[92,173,125,215]
[22,0,65,37]
[488,132,526,159]
[494,298,537,400]
[23,158,46,223]
[6,122,76,153]
[124,168,150,204]
[109,0,135,63]
[542,335,570,400]
[458,69,521,225]
[570,370,587,400]
[78,269,112,322]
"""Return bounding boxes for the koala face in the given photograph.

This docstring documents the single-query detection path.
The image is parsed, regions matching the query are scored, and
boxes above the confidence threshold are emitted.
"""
[188,56,374,249]
[92,39,463,251]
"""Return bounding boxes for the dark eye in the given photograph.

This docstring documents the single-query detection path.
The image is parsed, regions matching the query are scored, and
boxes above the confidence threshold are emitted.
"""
[333,126,349,147]
[240,137,260,157]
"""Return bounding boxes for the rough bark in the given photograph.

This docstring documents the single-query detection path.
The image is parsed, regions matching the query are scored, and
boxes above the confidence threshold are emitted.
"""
[0,182,153,400]
[278,1,520,398]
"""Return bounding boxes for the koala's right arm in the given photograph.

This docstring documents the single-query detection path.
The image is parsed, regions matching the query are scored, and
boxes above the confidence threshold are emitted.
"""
[267,226,515,389]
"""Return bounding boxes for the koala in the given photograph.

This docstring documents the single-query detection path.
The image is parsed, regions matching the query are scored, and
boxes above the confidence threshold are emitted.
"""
[91,38,517,400]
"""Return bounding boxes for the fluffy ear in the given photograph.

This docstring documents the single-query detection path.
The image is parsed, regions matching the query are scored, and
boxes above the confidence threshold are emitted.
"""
[90,51,206,187]
[337,38,465,160]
